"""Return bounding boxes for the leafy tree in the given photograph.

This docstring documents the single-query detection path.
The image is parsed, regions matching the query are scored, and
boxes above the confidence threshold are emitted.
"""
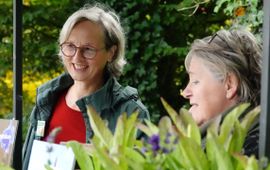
[0,0,263,131]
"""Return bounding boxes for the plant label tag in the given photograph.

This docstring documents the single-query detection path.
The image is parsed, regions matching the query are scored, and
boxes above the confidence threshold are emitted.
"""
[36,120,45,137]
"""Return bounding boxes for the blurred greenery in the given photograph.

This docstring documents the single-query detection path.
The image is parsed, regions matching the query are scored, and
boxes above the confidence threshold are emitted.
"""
[0,0,263,140]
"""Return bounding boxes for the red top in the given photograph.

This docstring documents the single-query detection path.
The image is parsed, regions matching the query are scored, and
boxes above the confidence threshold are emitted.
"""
[43,92,86,144]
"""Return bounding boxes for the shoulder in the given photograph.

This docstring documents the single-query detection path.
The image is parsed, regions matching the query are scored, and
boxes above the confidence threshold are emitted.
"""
[36,73,73,105]
[243,117,259,157]
[37,73,72,93]
[111,78,149,119]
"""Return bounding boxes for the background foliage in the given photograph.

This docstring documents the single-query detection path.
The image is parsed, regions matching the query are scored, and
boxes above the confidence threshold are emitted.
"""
[0,0,263,139]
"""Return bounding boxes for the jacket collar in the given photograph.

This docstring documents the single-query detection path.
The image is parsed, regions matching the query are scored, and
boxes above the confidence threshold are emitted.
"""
[35,72,138,117]
[36,73,73,108]
[75,75,122,114]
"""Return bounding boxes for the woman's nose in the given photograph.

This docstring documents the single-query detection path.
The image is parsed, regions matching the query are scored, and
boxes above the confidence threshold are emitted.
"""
[73,48,84,60]
[182,84,191,99]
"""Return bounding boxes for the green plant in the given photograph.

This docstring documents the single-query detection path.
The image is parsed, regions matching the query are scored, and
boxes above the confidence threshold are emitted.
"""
[0,163,13,170]
[66,99,270,170]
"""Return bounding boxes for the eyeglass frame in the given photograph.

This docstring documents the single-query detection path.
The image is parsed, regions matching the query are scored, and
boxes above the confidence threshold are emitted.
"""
[60,42,105,59]
[207,32,235,52]
[208,32,251,72]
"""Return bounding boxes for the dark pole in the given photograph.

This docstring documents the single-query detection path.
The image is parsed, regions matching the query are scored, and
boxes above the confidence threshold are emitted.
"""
[13,0,23,169]
[259,0,270,159]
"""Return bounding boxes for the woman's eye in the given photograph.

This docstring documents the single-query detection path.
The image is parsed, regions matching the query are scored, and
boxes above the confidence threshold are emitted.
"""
[84,47,95,51]
[192,80,199,85]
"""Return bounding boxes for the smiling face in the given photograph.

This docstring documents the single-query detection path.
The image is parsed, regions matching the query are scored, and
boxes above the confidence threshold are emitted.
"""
[182,57,238,125]
[62,20,114,84]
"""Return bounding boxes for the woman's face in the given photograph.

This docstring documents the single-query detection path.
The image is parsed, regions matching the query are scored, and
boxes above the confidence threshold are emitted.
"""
[182,57,235,126]
[62,20,114,83]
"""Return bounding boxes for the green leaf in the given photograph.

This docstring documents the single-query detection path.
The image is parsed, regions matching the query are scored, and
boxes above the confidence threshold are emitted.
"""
[161,97,185,137]
[240,106,260,132]
[136,122,153,137]
[67,141,94,170]
[125,147,145,166]
[44,164,54,170]
[227,121,246,153]
[124,111,140,147]
[163,154,182,170]
[233,153,250,170]
[87,105,113,148]
[180,108,201,145]
[158,116,173,140]
[160,97,178,123]
[91,139,121,170]
[246,156,259,170]
[206,131,234,170]
[179,137,209,170]
[144,119,159,135]
[219,103,250,146]
[111,113,125,156]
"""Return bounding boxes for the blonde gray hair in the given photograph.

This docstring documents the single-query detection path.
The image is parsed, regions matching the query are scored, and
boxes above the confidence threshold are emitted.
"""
[185,29,262,106]
[59,3,126,78]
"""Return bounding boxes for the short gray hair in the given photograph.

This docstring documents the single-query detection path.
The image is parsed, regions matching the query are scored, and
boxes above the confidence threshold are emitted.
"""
[185,29,262,106]
[59,3,126,78]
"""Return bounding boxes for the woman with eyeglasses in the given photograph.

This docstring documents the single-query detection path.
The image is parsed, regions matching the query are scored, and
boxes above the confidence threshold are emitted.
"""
[182,29,261,157]
[23,3,149,169]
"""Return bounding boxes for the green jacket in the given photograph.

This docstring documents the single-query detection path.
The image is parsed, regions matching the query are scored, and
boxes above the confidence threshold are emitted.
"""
[22,73,149,170]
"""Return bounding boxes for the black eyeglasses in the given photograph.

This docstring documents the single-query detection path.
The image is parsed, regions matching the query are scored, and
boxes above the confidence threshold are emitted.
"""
[60,42,105,59]
[208,32,251,68]
[208,32,234,52]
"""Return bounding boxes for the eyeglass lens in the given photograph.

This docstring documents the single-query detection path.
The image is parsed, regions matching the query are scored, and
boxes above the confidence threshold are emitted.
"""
[61,43,97,59]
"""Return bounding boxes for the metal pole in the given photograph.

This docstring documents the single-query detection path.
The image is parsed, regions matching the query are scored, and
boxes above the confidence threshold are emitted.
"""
[259,0,270,159]
[13,0,23,169]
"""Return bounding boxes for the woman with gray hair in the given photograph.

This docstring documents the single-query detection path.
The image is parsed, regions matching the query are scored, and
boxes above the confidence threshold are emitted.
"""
[23,3,149,169]
[182,29,261,157]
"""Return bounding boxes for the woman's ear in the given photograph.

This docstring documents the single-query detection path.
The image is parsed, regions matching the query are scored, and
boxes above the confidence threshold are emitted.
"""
[225,73,239,99]
[108,45,117,62]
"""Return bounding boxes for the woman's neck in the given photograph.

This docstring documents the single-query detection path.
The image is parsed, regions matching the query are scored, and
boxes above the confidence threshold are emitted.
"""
[65,77,105,111]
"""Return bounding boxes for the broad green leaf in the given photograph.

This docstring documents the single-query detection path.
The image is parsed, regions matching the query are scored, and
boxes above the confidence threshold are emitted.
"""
[67,141,94,170]
[267,164,270,170]
[241,106,260,132]
[246,156,259,170]
[124,111,139,147]
[175,115,187,138]
[0,164,13,170]
[179,137,209,170]
[160,97,179,125]
[91,139,121,170]
[163,154,182,170]
[228,121,246,153]
[136,122,153,137]
[205,129,218,170]
[219,103,250,145]
[111,113,125,156]
[206,131,234,170]
[91,156,102,170]
[44,164,54,170]
[233,153,250,170]
[125,147,145,163]
[144,119,159,134]
[180,108,201,145]
[87,105,113,148]
[158,116,173,141]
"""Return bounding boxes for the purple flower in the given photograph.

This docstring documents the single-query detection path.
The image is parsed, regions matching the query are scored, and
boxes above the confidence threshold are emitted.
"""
[152,143,160,152]
[141,147,148,153]
[148,134,160,145]
[161,147,169,154]
[148,134,160,152]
